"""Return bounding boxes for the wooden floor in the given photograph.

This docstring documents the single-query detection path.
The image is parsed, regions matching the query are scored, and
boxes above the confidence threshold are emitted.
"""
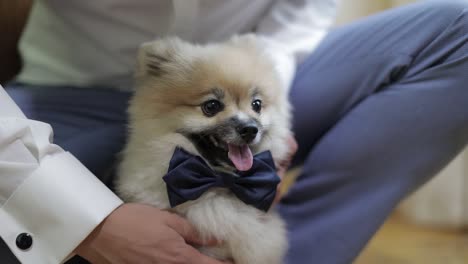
[355,213,468,264]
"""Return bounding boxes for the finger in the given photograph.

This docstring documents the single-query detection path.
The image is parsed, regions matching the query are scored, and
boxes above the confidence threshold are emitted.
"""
[165,213,219,245]
[286,133,298,156]
[165,213,202,243]
[201,237,223,246]
[272,182,284,207]
[276,134,298,173]
[277,165,287,179]
[185,246,233,264]
[289,134,298,150]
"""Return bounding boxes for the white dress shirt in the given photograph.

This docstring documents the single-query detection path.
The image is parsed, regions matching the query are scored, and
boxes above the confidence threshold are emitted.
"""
[4,1,337,263]
[0,87,123,263]
[17,0,337,91]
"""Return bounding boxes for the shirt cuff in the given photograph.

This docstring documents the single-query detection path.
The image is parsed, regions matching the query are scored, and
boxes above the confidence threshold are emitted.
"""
[0,151,123,264]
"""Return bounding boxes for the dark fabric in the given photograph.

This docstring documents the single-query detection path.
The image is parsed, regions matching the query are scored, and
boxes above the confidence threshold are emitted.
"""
[163,147,280,212]
[279,1,468,263]
[5,84,132,188]
[0,237,20,264]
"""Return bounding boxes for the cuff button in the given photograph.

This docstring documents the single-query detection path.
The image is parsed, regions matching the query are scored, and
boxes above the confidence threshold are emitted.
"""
[16,233,33,250]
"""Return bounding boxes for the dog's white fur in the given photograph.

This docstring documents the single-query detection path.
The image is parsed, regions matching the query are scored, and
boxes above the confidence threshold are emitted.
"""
[116,35,291,264]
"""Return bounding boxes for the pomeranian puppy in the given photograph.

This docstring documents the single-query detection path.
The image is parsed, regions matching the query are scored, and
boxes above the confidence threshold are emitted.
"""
[116,35,291,264]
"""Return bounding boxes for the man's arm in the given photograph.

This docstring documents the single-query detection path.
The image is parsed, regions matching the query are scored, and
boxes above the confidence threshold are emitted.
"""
[0,86,123,263]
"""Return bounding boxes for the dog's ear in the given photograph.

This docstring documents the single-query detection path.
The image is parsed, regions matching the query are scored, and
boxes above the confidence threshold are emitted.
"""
[136,37,190,78]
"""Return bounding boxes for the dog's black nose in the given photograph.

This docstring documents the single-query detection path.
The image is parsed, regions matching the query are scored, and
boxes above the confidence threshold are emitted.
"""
[238,125,258,143]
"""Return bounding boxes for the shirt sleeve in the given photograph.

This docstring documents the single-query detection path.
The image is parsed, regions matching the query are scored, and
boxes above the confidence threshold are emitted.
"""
[0,86,123,263]
[254,0,338,90]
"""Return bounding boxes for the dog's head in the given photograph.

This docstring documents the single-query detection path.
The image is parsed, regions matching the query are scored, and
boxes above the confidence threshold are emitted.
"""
[129,36,291,172]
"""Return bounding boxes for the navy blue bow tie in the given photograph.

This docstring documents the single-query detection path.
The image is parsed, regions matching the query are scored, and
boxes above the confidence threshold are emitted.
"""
[162,147,280,212]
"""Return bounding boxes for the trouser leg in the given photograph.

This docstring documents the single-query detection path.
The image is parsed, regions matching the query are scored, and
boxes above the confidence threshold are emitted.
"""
[6,85,131,187]
[280,1,468,263]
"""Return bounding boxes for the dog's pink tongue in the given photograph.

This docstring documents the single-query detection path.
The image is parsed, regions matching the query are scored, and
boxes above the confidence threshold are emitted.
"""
[228,144,253,171]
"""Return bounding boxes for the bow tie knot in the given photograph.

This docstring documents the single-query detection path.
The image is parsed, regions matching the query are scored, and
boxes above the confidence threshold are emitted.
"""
[162,147,280,212]
[218,173,237,188]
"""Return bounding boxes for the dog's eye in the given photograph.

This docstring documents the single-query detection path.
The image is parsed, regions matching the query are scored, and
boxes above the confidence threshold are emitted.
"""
[252,99,262,113]
[202,100,224,117]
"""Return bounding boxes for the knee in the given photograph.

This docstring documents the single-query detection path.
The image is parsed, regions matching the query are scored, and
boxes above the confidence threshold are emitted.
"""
[413,0,468,34]
[422,1,468,20]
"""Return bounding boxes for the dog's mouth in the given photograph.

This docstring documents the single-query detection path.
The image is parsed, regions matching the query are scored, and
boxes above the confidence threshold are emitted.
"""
[186,133,254,172]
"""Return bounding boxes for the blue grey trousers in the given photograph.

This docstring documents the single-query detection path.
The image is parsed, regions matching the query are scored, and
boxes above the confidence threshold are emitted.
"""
[278,1,468,263]
[5,1,468,263]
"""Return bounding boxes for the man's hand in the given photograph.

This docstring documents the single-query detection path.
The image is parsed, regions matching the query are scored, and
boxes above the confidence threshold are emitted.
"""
[76,203,232,264]
[277,133,298,179]
[274,133,298,205]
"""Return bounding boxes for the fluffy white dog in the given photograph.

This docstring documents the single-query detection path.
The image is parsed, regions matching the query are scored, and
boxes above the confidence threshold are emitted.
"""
[116,35,291,264]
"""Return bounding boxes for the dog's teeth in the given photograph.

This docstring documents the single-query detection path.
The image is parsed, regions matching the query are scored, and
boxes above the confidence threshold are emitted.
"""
[210,135,219,147]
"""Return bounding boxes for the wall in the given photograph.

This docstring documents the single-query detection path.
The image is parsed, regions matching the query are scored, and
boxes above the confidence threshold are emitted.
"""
[335,0,418,25]
[335,0,389,25]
